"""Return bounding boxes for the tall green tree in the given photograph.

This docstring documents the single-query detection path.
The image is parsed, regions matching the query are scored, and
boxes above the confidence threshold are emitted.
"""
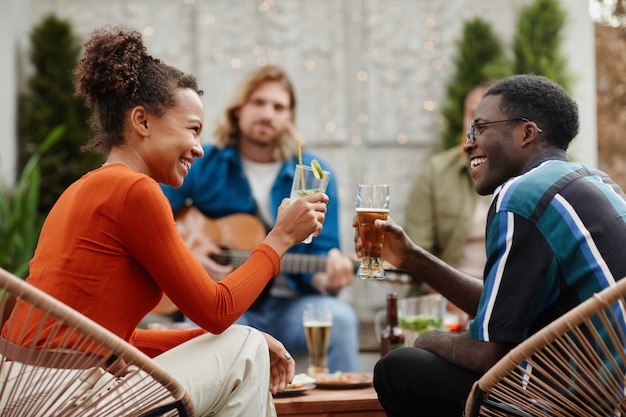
[18,14,102,215]
[512,0,572,92]
[440,18,511,150]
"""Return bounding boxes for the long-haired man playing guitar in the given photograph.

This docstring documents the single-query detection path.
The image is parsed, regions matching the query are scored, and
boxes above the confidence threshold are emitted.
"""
[161,66,359,372]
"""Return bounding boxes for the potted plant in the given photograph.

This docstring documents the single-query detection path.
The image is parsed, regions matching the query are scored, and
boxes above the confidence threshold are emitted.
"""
[0,125,64,278]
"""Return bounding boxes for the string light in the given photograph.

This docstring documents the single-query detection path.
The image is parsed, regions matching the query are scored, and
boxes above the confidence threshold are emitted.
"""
[67,0,502,147]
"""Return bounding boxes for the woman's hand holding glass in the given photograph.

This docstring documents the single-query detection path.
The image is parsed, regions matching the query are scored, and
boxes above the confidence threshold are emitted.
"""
[264,193,328,256]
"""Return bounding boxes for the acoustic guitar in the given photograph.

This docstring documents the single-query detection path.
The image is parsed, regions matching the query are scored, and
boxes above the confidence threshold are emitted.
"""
[151,206,410,314]
[174,205,353,274]
[152,206,350,315]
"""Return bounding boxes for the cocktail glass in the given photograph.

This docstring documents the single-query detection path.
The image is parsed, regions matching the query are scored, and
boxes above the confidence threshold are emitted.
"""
[290,164,330,244]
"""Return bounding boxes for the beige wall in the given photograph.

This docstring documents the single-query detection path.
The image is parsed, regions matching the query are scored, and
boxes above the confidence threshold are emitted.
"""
[1,0,597,317]
[0,0,19,186]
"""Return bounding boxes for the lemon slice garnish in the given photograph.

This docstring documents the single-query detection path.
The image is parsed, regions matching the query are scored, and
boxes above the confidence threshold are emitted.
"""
[311,159,324,180]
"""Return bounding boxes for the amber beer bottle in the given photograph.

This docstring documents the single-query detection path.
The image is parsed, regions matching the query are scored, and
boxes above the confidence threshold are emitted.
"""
[381,292,405,356]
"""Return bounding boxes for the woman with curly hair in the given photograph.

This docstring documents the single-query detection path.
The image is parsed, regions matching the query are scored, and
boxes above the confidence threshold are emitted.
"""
[3,26,330,416]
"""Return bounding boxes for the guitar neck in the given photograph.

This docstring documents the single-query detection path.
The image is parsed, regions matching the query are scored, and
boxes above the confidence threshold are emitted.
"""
[220,250,330,274]
[177,208,364,275]
[282,253,331,274]
[216,248,406,279]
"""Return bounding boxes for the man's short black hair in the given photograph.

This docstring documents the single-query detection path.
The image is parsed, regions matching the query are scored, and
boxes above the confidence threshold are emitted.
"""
[486,74,579,150]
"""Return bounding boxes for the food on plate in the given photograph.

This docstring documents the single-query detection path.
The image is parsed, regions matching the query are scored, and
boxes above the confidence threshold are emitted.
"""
[286,373,316,389]
[315,371,372,384]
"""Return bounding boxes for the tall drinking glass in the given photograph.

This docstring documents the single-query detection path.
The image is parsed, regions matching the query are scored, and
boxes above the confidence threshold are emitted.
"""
[355,184,390,280]
[290,164,330,244]
[303,303,333,375]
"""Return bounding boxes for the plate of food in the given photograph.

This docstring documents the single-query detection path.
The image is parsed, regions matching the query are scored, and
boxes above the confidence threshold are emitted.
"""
[313,371,373,389]
[274,373,317,397]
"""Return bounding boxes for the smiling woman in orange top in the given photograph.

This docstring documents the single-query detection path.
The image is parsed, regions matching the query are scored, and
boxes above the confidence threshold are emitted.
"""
[3,26,329,417]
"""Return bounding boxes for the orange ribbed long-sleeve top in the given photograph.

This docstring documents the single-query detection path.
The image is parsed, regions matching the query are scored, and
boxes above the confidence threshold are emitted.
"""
[3,164,280,357]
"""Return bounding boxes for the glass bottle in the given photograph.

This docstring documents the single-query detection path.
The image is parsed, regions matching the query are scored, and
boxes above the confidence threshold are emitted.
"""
[380,292,405,356]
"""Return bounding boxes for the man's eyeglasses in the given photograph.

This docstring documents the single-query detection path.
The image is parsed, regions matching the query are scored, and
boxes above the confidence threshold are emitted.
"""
[465,118,543,143]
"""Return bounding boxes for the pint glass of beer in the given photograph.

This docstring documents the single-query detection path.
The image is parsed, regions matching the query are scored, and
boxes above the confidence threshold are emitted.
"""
[303,303,333,375]
[355,184,390,280]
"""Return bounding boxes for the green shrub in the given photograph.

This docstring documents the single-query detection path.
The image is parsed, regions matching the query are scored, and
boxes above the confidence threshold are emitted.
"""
[0,125,65,277]
[17,14,102,217]
[440,18,511,150]
[440,1,574,150]
[513,0,573,92]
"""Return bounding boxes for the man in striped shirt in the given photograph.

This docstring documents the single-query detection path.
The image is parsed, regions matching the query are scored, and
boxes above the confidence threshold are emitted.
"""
[368,74,626,417]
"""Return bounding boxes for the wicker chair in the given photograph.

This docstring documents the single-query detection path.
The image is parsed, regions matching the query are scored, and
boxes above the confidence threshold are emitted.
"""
[465,278,626,417]
[0,267,195,416]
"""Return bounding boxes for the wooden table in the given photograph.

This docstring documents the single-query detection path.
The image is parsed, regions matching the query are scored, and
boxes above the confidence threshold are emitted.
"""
[274,385,385,417]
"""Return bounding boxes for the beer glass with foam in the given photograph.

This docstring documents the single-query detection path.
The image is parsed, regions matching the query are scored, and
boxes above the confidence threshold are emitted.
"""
[303,302,332,375]
[355,184,390,280]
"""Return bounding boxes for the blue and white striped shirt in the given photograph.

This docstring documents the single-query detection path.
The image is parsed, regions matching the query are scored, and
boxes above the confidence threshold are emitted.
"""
[470,149,626,343]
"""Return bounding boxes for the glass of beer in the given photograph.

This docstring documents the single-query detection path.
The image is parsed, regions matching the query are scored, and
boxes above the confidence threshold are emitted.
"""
[290,164,330,244]
[355,184,390,280]
[303,302,333,375]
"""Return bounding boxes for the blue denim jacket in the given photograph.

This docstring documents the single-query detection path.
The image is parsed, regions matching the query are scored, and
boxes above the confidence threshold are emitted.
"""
[161,145,341,295]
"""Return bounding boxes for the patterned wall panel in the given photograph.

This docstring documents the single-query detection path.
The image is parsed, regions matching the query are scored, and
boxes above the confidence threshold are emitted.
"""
[191,0,349,146]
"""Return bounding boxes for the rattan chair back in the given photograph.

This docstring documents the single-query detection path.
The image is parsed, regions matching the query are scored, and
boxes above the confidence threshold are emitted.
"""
[0,267,195,417]
[465,278,626,417]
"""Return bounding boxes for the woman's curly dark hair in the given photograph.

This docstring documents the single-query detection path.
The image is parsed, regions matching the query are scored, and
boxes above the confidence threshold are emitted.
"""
[485,74,579,151]
[75,26,203,153]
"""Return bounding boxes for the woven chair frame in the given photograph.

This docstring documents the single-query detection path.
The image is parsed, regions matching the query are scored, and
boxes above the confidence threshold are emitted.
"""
[465,278,626,417]
[0,267,195,417]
